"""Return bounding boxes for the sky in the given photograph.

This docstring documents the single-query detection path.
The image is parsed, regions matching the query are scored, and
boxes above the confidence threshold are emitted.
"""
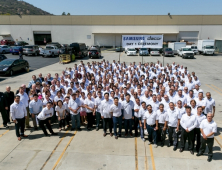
[23,0,222,15]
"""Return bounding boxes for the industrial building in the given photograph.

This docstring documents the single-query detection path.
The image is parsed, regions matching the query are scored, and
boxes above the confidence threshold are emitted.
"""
[0,15,222,52]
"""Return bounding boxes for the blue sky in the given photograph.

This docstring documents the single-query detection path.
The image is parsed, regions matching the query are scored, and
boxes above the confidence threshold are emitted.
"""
[24,0,222,15]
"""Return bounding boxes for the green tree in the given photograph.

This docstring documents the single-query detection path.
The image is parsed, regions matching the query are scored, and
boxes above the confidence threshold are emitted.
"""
[67,13,70,15]
[62,12,66,15]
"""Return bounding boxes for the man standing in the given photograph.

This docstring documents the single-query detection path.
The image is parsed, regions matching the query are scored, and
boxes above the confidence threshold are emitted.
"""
[68,93,81,131]
[196,113,217,162]
[4,86,14,124]
[29,94,43,130]
[205,92,216,117]
[134,98,141,137]
[180,106,197,155]
[95,91,104,131]
[122,94,134,137]
[10,95,28,141]
[100,93,113,137]
[139,102,147,141]
[0,91,8,127]
[110,97,123,139]
[166,102,181,151]
[144,105,159,148]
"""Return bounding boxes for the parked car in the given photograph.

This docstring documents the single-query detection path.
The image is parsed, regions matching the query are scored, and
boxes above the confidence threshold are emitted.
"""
[70,43,88,58]
[126,48,137,56]
[23,45,40,56]
[178,47,194,59]
[40,45,60,57]
[89,47,101,58]
[139,48,149,56]
[15,41,29,46]
[47,42,62,48]
[150,48,160,56]
[115,47,125,52]
[0,54,7,62]
[0,39,15,46]
[0,45,11,54]
[162,48,174,57]
[0,59,29,76]
[10,46,23,55]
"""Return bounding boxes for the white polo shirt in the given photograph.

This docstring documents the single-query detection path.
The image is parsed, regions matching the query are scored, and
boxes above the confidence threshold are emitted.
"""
[134,103,140,118]
[10,101,27,120]
[122,100,134,119]
[180,113,197,131]
[193,89,203,98]
[54,96,64,103]
[204,97,215,114]
[195,114,206,128]
[200,119,217,138]
[37,107,54,120]
[195,98,206,108]
[150,100,159,112]
[29,99,43,114]
[176,107,186,117]
[17,92,29,107]
[166,108,181,127]
[162,100,170,111]
[110,102,123,117]
[191,105,198,115]
[156,110,168,124]
[95,97,104,113]
[100,99,113,118]
[144,111,158,125]
[68,99,80,115]
[55,105,66,117]
[175,95,187,106]
[186,95,195,106]
[84,98,95,113]
[139,107,147,123]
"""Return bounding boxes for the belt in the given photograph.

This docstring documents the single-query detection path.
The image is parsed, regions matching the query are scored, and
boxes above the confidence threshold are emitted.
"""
[148,124,156,127]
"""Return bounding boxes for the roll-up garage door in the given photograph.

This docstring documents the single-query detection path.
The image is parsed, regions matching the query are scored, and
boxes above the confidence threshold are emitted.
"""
[33,31,51,45]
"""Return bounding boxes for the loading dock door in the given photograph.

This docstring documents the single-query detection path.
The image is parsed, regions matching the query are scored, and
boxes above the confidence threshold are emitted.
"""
[33,31,51,45]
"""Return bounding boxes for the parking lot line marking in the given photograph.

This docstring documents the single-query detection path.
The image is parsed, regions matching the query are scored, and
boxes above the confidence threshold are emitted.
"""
[149,145,156,170]
[0,129,10,138]
[205,84,222,96]
[40,128,71,170]
[218,135,222,140]
[51,131,77,170]
[211,84,222,92]
[135,138,138,170]
[214,137,222,148]
[144,142,148,170]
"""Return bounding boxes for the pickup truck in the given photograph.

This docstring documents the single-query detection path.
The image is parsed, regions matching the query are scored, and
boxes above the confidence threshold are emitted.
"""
[40,45,60,57]
[177,47,194,59]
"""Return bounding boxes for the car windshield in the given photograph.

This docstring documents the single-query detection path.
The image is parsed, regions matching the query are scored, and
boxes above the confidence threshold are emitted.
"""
[128,49,135,51]
[0,60,13,66]
[140,48,147,50]
[206,46,214,49]
[24,46,33,49]
[191,46,197,49]
[182,48,192,51]
[46,46,54,49]
[165,48,172,51]
[13,47,21,49]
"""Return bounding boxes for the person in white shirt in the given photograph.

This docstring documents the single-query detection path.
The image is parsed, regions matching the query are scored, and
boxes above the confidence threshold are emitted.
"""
[29,94,43,130]
[166,102,181,151]
[17,87,31,128]
[195,92,206,115]
[139,101,147,141]
[197,113,217,162]
[37,102,57,136]
[193,84,203,98]
[68,93,81,131]
[193,106,206,153]
[110,97,123,139]
[55,100,66,131]
[175,90,187,107]
[156,104,168,147]
[10,95,28,141]
[63,96,71,128]
[134,98,140,137]
[84,92,95,130]
[100,92,113,137]
[95,91,104,131]
[205,92,216,117]
[122,94,134,137]
[79,92,87,125]
[144,104,159,148]
[180,106,197,155]
[150,94,160,112]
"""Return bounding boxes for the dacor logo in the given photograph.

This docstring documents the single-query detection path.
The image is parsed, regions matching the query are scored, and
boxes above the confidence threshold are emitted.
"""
[147,36,162,40]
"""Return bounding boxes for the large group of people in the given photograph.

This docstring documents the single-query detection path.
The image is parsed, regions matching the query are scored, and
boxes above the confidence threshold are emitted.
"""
[0,60,217,162]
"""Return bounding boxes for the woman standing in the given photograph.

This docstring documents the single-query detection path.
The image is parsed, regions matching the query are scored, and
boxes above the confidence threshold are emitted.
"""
[80,92,87,125]
[55,100,66,131]
[84,92,95,130]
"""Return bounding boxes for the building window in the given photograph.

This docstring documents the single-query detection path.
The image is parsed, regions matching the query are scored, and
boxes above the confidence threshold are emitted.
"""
[87,35,91,39]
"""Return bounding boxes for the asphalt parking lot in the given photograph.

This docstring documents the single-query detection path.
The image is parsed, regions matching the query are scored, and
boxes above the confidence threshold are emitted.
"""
[0,51,222,170]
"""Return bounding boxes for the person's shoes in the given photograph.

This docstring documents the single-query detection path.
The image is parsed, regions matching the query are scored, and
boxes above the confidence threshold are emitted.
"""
[154,144,158,148]
[51,133,58,136]
[173,146,177,151]
[77,128,82,131]
[147,141,151,145]
[87,128,91,131]
[3,124,7,127]
[142,138,146,142]
[34,127,38,130]
[71,128,75,131]
[18,137,21,141]
[161,143,164,147]
[190,150,194,155]
[124,133,128,137]
[103,133,107,137]
[207,156,212,162]
[118,134,122,137]
[96,127,99,131]
[115,136,118,139]
[179,148,184,153]
[130,133,133,137]
[168,143,172,147]
[21,134,28,138]
[8,122,11,125]
[196,152,203,156]
[45,133,49,136]
[110,133,113,137]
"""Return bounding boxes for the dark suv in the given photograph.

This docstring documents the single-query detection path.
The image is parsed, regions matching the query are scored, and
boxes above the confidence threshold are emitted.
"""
[70,43,88,58]
[89,47,101,59]
[162,48,174,57]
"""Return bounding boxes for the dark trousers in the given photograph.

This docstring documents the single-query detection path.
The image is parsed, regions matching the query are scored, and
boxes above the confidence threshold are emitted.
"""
[193,128,201,151]
[140,125,145,139]
[87,112,93,128]
[103,118,112,133]
[15,117,25,137]
[6,109,11,122]
[96,112,102,128]
[200,137,214,157]
[134,117,139,136]
[168,126,179,147]
[58,119,65,128]
[181,128,194,150]
[113,116,122,136]
[65,113,70,126]
[38,118,54,135]
[146,124,157,144]
[157,123,166,144]
[0,109,8,126]
[124,119,132,134]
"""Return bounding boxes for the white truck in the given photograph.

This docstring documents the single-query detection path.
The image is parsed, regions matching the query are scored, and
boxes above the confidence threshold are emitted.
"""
[198,40,215,55]
[177,47,194,59]
[168,42,186,55]
[40,45,60,57]
[186,45,198,54]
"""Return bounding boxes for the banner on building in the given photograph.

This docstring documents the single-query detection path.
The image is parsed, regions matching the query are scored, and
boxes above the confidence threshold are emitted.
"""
[122,35,163,49]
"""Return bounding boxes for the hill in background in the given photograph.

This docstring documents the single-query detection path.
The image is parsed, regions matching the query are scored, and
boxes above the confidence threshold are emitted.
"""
[0,0,51,15]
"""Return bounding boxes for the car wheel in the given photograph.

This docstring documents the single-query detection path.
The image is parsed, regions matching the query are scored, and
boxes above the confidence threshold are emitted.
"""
[182,55,185,59]
[10,70,13,76]
[51,53,55,57]
[25,66,29,72]
[25,54,28,56]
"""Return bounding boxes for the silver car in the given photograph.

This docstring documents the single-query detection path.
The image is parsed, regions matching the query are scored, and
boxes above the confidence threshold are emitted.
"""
[139,48,149,56]
[150,48,160,56]
[0,45,10,54]
[23,45,40,56]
